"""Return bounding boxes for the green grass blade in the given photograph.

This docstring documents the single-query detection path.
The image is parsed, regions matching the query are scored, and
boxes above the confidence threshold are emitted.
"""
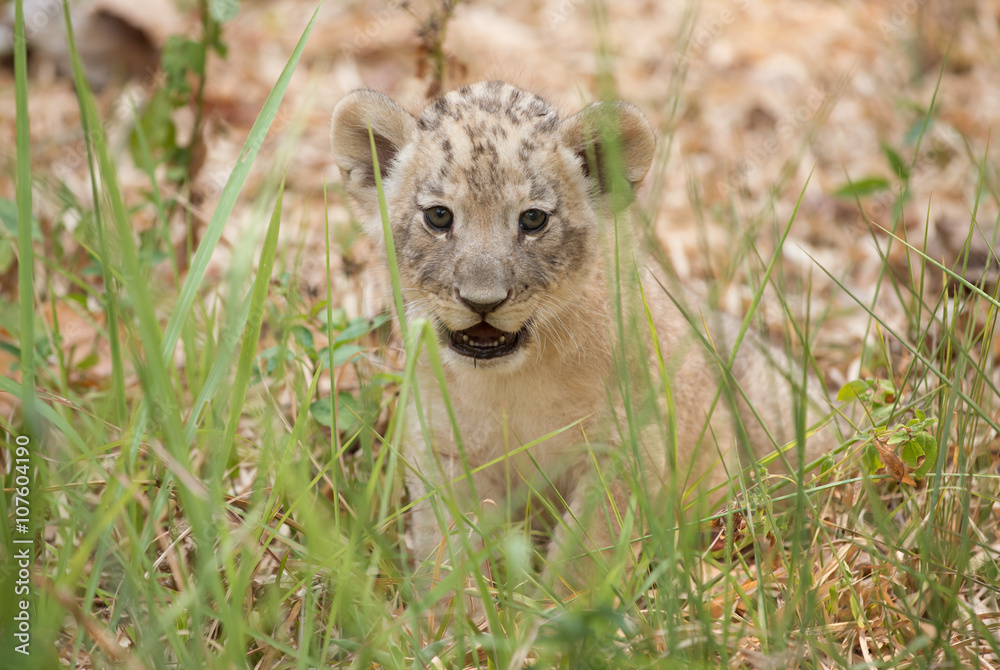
[160,7,318,363]
[728,167,814,369]
[323,180,341,536]
[368,120,408,339]
[219,179,284,467]
[634,256,677,469]
[809,256,1000,435]
[0,375,87,452]
[65,45,127,429]
[13,0,36,434]
[62,3,186,452]
[61,8,223,655]
[9,6,41,659]
[183,289,252,444]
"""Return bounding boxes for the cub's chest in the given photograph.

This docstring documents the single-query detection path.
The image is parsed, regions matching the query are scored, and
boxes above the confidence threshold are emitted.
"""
[417,366,609,466]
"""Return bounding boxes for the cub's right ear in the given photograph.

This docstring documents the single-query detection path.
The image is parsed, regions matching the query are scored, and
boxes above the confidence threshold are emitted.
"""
[331,89,416,207]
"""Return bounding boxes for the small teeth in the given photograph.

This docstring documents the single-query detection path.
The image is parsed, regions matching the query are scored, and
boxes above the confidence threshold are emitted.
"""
[455,334,512,347]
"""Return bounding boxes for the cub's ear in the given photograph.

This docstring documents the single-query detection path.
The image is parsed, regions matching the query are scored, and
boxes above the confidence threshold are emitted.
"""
[331,89,416,206]
[561,101,655,196]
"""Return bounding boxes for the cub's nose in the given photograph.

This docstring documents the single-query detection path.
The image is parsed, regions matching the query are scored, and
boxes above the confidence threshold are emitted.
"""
[457,288,511,315]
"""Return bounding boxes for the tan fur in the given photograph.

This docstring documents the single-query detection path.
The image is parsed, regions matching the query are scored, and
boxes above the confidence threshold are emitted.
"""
[331,81,836,606]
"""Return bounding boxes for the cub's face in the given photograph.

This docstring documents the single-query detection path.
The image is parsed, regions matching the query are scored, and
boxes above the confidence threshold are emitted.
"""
[332,81,654,371]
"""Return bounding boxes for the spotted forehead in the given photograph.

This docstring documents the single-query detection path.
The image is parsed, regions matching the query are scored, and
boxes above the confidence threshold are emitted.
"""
[416,81,560,135]
[412,83,564,196]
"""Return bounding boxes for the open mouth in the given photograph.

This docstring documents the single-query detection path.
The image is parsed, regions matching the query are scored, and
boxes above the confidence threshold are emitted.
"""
[447,321,526,359]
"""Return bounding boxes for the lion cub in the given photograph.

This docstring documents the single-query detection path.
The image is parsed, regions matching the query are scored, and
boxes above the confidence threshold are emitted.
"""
[331,81,834,604]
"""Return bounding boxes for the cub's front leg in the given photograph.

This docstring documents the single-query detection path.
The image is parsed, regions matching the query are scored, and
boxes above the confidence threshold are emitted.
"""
[403,449,473,567]
[402,420,498,623]
[543,466,636,598]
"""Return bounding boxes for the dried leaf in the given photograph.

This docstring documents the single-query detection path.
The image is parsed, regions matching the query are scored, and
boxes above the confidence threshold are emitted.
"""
[874,438,917,487]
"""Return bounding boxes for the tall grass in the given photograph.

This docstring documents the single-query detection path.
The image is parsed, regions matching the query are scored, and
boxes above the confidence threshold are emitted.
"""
[1,0,999,668]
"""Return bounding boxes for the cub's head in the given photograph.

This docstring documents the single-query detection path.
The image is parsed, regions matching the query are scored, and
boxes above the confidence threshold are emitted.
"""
[331,81,654,371]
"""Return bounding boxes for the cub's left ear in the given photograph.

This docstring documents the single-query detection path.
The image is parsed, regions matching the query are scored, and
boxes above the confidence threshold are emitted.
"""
[561,101,655,194]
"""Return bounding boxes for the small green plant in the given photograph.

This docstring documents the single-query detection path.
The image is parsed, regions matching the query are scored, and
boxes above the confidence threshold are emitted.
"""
[130,0,241,178]
[838,378,939,484]
[829,99,946,230]
[306,312,393,442]
[413,0,461,96]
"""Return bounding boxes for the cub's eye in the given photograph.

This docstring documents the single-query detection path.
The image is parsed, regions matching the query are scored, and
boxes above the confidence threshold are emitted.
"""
[519,209,549,232]
[423,206,453,231]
